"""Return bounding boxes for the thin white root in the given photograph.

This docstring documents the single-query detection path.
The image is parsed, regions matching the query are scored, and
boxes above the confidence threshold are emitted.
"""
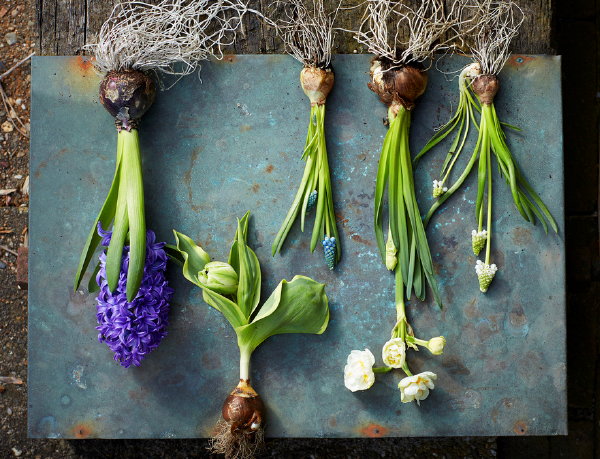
[349,0,467,67]
[87,0,251,77]
[209,419,265,459]
[264,0,342,68]
[464,0,525,75]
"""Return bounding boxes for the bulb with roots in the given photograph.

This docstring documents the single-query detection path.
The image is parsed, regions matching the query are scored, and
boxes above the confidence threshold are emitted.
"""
[300,66,334,106]
[368,57,428,115]
[99,69,156,131]
[471,73,500,106]
[211,379,266,458]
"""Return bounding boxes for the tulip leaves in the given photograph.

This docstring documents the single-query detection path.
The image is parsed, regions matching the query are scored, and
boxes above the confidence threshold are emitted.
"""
[173,211,329,354]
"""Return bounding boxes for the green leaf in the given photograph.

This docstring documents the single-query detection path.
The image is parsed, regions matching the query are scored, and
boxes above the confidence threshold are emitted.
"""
[165,244,185,266]
[87,260,101,294]
[172,230,211,286]
[73,135,123,291]
[235,215,261,319]
[121,130,147,302]
[374,121,391,262]
[105,163,129,292]
[236,275,329,354]
[202,289,247,329]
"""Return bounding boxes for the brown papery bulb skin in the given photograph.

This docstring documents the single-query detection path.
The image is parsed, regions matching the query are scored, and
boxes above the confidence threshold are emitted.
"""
[368,58,427,112]
[471,74,499,105]
[222,379,265,435]
[301,67,335,106]
[99,69,156,131]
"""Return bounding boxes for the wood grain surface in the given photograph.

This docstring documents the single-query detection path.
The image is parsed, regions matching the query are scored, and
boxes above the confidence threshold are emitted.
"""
[35,0,553,56]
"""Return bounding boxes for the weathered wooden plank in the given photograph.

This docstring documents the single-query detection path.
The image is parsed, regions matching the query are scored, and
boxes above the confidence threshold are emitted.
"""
[35,0,554,56]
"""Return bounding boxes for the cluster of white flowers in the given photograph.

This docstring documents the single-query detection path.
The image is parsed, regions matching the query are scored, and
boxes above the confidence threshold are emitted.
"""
[471,229,488,255]
[475,260,498,292]
[344,349,375,392]
[381,338,406,368]
[398,371,437,404]
[432,179,448,198]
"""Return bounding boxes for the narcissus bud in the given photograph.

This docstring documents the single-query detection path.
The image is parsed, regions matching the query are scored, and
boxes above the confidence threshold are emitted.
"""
[198,261,238,295]
[426,336,446,355]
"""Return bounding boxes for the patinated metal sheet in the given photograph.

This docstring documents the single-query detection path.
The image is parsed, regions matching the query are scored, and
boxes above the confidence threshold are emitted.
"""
[29,55,565,438]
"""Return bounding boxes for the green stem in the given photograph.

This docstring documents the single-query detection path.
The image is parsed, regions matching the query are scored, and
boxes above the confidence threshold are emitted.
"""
[373,366,393,374]
[239,346,252,380]
[485,131,493,265]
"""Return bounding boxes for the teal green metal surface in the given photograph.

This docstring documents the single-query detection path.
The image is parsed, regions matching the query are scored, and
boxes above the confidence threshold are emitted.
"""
[29,55,565,438]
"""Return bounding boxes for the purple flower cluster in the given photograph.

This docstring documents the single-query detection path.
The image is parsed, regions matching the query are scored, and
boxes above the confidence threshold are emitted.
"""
[95,224,173,368]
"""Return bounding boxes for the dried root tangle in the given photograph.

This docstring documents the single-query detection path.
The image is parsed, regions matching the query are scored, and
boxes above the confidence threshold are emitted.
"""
[265,0,341,68]
[87,0,250,77]
[351,0,467,67]
[210,419,265,459]
[465,0,524,75]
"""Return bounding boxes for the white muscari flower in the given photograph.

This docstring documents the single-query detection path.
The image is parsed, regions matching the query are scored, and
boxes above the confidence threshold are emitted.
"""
[432,180,447,198]
[427,336,446,355]
[475,260,498,293]
[471,229,488,255]
[344,349,375,392]
[398,371,437,405]
[382,338,406,368]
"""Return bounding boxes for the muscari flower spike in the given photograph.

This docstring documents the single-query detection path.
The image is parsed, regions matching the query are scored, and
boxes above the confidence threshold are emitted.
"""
[475,260,498,293]
[432,180,447,198]
[307,190,318,212]
[95,224,173,368]
[471,229,488,255]
[322,235,337,270]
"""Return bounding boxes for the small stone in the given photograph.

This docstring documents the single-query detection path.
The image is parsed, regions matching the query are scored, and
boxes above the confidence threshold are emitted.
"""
[11,447,22,457]
[15,99,22,105]
[5,32,17,46]
[13,174,22,179]
[11,8,18,17]
[1,121,13,132]
[0,261,7,269]
[7,407,12,415]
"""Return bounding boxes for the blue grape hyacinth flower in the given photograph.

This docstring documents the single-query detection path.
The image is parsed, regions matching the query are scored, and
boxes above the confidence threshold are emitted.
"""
[322,235,337,270]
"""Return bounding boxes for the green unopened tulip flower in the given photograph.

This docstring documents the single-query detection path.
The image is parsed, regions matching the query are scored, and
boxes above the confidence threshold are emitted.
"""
[198,261,238,295]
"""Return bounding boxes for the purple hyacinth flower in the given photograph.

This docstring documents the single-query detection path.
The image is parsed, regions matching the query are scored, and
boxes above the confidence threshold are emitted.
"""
[95,223,173,368]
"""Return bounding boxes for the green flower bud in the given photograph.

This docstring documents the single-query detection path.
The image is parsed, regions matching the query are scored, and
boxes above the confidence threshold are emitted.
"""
[198,261,238,295]
[471,229,488,255]
[385,228,397,271]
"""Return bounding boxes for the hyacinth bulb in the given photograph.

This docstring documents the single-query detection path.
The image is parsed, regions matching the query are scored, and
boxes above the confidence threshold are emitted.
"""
[95,224,173,368]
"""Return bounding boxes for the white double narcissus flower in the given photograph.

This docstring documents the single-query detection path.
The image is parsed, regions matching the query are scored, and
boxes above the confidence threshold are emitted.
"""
[398,371,437,405]
[344,349,375,392]
[382,338,406,368]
